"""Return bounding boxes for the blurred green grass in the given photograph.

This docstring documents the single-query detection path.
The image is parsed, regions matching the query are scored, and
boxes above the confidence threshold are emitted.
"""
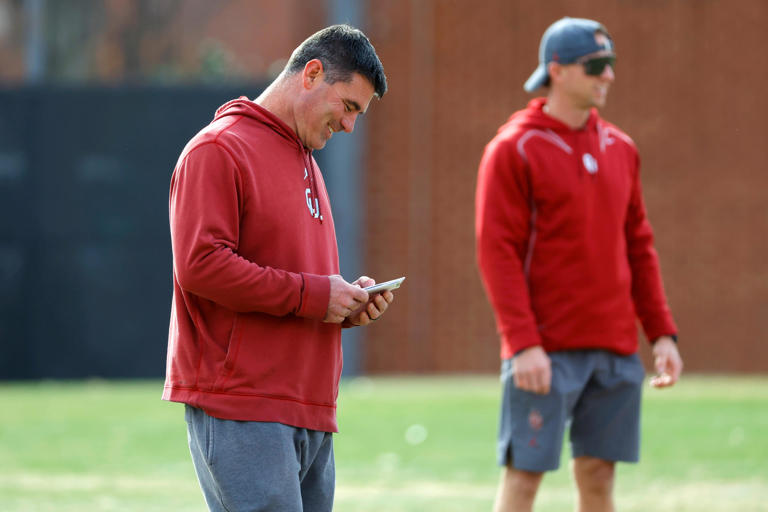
[0,376,766,511]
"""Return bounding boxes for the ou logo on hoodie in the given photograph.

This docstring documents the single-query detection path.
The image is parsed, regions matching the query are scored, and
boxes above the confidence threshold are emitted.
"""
[303,167,323,220]
[305,188,321,219]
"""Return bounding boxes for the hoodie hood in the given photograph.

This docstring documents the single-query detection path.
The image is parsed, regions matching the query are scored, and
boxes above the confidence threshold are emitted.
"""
[212,97,325,223]
[504,97,600,135]
[214,96,303,149]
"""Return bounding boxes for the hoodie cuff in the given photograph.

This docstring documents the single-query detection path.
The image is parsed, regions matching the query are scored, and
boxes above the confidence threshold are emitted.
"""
[500,325,542,359]
[296,273,330,320]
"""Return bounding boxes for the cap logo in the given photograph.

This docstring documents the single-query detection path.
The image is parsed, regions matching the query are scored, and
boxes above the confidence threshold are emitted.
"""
[552,51,559,62]
[600,37,614,52]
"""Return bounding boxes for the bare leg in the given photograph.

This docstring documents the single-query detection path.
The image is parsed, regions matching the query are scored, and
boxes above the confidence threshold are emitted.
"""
[493,465,544,512]
[572,456,615,512]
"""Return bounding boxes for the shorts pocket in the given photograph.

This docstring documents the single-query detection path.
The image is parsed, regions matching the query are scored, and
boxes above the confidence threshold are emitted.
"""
[613,353,645,385]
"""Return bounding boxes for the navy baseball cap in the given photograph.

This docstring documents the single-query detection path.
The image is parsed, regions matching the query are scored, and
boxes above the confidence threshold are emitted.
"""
[524,17,614,92]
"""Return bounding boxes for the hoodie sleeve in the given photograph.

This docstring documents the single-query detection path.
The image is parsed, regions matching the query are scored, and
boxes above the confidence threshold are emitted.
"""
[624,153,677,341]
[475,135,542,357]
[170,142,329,319]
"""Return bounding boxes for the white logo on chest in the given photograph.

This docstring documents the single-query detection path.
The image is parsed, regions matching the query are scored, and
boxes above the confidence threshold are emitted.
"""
[582,153,598,174]
[303,167,322,220]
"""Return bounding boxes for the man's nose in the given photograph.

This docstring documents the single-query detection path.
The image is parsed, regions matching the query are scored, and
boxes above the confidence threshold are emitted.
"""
[601,64,615,81]
[341,114,356,133]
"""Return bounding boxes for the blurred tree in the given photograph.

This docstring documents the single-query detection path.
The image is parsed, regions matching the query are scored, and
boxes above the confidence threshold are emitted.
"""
[2,0,254,84]
[0,0,25,82]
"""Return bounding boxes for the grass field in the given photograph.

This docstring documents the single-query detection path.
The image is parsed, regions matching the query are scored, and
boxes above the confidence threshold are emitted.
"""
[1,375,766,511]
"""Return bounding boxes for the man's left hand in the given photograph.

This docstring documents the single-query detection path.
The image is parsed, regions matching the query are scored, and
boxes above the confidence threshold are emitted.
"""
[346,276,395,326]
[650,336,683,388]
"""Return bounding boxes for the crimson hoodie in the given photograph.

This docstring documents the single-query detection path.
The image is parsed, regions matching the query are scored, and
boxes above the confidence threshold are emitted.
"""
[476,98,676,359]
[163,97,343,432]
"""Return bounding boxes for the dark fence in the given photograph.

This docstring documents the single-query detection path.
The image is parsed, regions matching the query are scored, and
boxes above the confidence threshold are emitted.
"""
[0,84,270,379]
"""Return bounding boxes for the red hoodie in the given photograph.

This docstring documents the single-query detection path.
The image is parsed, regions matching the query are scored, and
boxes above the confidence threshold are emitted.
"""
[163,98,343,432]
[476,98,676,359]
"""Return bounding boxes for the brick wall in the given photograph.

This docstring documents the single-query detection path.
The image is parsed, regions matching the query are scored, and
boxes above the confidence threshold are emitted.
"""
[360,0,768,373]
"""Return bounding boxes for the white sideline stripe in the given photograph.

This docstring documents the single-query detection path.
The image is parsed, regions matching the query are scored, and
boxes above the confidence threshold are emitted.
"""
[0,472,198,492]
[337,481,497,500]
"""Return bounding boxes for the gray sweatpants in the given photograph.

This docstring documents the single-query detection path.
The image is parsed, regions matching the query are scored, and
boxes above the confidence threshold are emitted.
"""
[185,405,335,512]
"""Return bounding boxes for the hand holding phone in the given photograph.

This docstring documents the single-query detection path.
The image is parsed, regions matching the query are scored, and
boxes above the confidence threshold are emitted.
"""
[348,277,404,322]
[363,277,405,295]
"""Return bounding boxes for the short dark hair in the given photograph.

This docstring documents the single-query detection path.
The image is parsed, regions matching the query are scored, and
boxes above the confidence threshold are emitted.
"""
[286,24,387,98]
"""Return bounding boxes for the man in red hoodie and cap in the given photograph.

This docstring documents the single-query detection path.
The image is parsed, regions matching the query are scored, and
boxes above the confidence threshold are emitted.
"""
[476,17,683,512]
[163,25,391,511]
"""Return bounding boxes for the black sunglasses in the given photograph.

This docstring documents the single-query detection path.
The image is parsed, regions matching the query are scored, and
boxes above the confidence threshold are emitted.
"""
[577,55,616,76]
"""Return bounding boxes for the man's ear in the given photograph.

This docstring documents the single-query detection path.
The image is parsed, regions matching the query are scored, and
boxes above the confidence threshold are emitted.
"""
[302,59,324,89]
[547,61,563,86]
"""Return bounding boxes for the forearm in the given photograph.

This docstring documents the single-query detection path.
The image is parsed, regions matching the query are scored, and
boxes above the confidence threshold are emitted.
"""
[625,171,677,340]
[173,242,328,318]
[477,240,542,353]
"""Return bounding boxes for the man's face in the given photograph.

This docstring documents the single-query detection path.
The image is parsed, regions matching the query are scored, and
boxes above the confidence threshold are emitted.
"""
[296,66,376,150]
[557,33,615,109]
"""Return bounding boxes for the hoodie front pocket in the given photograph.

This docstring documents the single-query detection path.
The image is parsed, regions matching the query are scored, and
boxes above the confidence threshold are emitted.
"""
[214,315,241,390]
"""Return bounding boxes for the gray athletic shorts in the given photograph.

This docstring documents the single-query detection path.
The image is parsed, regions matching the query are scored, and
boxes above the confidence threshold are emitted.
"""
[497,350,645,472]
[185,405,335,512]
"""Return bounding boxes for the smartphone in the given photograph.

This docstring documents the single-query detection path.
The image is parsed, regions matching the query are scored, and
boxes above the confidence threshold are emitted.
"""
[363,277,405,294]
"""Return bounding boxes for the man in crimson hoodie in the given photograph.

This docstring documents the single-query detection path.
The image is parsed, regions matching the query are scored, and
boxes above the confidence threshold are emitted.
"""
[476,18,683,512]
[163,25,392,511]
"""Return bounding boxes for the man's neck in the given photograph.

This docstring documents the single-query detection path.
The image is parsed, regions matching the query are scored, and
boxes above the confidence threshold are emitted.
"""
[543,95,591,129]
[254,75,298,134]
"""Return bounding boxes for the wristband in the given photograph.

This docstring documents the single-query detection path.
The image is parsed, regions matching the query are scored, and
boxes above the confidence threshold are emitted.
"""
[653,334,677,344]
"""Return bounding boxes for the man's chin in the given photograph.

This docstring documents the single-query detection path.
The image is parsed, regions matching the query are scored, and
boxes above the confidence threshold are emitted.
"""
[304,139,327,151]
[593,92,609,108]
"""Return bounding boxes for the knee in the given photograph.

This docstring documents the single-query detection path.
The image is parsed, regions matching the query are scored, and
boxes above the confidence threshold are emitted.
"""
[573,456,614,495]
[504,466,543,498]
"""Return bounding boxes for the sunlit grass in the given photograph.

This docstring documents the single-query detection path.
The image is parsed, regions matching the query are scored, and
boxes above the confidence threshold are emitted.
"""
[0,375,766,511]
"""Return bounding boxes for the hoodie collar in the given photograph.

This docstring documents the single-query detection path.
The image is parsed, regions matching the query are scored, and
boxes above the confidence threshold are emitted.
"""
[214,97,304,148]
[517,97,600,133]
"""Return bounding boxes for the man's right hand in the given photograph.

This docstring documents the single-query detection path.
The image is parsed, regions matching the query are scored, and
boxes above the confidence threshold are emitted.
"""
[323,275,369,324]
[513,345,552,395]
